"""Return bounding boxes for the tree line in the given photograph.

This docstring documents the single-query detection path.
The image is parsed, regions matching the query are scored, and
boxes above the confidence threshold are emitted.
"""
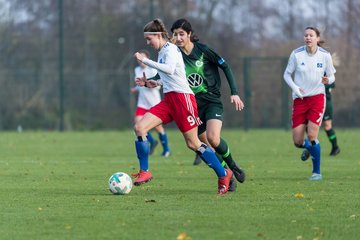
[0,0,359,130]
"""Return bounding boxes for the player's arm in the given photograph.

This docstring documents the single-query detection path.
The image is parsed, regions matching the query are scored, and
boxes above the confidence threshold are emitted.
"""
[204,46,238,95]
[135,48,177,75]
[283,52,303,99]
[204,46,244,110]
[322,53,336,85]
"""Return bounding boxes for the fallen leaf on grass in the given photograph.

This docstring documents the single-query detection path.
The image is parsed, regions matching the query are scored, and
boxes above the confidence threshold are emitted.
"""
[177,232,192,240]
[294,193,304,198]
[350,214,357,219]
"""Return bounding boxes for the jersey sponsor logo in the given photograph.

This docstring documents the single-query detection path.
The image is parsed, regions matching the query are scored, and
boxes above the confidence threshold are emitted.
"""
[187,73,204,87]
[317,63,323,68]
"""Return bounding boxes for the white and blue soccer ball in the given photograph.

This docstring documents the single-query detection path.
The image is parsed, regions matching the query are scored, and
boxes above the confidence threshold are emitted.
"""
[109,172,133,195]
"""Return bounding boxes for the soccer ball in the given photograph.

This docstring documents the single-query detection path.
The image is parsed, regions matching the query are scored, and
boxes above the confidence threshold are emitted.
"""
[108,172,133,195]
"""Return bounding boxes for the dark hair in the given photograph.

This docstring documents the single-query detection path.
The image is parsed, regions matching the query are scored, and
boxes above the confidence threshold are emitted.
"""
[138,49,150,58]
[143,18,170,41]
[305,26,325,47]
[171,18,199,42]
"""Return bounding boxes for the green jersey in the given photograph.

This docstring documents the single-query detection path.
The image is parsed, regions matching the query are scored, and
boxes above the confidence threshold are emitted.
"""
[180,42,238,102]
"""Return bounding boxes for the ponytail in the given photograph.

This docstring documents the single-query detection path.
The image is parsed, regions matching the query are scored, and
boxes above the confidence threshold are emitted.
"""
[144,18,170,41]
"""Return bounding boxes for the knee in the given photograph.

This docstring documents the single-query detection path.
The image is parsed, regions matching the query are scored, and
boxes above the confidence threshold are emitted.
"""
[206,133,220,147]
[134,122,146,136]
[208,137,220,148]
[307,133,317,142]
[185,141,198,151]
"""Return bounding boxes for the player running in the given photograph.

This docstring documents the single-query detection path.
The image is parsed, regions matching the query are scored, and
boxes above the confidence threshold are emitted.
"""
[171,19,246,190]
[132,18,233,195]
[283,26,336,180]
[131,49,170,157]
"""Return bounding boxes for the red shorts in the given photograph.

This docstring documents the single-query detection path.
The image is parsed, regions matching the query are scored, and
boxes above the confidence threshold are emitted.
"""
[292,94,325,128]
[135,107,149,117]
[149,92,202,132]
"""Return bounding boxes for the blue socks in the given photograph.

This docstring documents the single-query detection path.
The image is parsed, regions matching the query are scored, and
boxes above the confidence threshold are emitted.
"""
[146,132,155,145]
[159,132,170,152]
[309,140,321,174]
[303,139,321,174]
[135,136,149,170]
[303,139,311,149]
[197,144,226,177]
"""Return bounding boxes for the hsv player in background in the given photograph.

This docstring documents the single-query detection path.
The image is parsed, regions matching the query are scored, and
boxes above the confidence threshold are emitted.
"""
[131,49,170,157]
[171,19,245,190]
[132,18,233,195]
[283,26,336,180]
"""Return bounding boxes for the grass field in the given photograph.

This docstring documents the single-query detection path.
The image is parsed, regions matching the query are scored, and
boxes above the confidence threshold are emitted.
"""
[0,129,359,240]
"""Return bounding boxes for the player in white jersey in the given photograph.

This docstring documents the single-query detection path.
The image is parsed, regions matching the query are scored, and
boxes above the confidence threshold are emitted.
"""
[131,49,170,157]
[283,27,336,181]
[132,18,233,195]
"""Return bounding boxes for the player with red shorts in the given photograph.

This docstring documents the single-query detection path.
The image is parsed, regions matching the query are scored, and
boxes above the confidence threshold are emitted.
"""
[132,19,232,195]
[284,27,336,181]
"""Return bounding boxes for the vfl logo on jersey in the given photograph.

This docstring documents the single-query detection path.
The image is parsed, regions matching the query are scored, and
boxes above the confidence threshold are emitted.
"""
[317,63,323,68]
[301,62,305,66]
[195,60,203,68]
[187,73,204,87]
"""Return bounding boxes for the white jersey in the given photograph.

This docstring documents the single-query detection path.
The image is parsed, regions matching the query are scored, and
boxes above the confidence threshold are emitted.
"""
[284,45,336,99]
[134,65,161,109]
[142,42,193,94]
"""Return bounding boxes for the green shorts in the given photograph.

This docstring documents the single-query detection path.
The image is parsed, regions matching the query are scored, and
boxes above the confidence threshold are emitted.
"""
[323,98,333,121]
[196,96,223,135]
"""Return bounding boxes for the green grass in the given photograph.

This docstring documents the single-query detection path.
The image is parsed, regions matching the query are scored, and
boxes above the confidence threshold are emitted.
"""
[0,129,359,240]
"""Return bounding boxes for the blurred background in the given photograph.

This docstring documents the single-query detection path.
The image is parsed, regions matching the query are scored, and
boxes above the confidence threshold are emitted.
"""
[0,0,359,131]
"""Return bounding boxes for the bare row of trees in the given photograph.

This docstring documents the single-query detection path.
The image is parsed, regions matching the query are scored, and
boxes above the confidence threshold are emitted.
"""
[0,0,359,130]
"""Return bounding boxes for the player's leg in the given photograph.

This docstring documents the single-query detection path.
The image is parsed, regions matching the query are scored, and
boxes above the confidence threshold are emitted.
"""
[171,92,232,194]
[292,98,311,161]
[324,120,340,156]
[182,127,233,194]
[307,121,322,180]
[133,112,163,185]
[206,119,245,183]
[154,124,171,157]
[147,131,158,155]
[135,111,158,155]
[305,94,325,180]
[192,101,207,166]
[198,131,237,192]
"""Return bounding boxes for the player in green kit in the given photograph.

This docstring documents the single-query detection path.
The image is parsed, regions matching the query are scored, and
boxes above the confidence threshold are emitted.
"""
[171,19,246,189]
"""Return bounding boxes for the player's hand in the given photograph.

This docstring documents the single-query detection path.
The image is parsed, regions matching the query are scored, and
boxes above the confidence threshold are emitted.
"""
[130,87,138,93]
[322,76,329,84]
[230,95,244,111]
[293,86,304,99]
[145,80,158,88]
[135,72,147,86]
[134,52,145,62]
